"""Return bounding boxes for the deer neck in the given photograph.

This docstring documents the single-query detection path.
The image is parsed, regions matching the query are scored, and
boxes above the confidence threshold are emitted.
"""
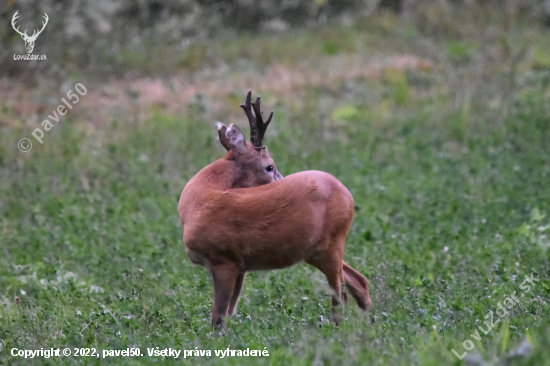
[201,157,240,190]
[179,155,238,223]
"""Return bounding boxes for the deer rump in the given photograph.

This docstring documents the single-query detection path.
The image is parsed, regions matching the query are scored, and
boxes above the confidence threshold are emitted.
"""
[182,170,354,272]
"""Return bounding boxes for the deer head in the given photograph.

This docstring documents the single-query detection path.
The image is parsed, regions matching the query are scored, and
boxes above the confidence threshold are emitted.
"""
[215,91,282,188]
[11,11,49,54]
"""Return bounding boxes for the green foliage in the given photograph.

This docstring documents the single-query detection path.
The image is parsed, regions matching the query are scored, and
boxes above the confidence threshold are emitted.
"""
[534,49,550,70]
[446,41,479,63]
[1,82,549,364]
[331,105,360,121]
[385,69,411,105]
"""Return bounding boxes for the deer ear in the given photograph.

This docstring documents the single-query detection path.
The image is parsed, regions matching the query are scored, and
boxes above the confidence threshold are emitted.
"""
[217,122,231,151]
[225,124,247,153]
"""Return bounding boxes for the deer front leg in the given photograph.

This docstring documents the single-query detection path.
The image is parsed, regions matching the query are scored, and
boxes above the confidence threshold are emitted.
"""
[211,263,239,329]
[328,274,343,326]
[228,272,246,316]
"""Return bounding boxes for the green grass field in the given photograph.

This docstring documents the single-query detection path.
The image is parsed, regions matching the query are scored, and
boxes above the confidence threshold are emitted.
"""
[1,6,550,365]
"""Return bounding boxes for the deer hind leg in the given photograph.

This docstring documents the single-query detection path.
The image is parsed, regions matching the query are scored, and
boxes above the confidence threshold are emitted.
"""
[342,261,372,310]
[228,272,246,316]
[210,262,239,329]
[306,252,345,326]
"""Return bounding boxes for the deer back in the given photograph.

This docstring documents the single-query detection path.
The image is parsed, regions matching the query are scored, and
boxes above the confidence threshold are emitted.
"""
[180,170,354,271]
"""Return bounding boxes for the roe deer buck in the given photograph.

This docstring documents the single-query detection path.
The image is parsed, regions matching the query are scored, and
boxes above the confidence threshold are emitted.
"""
[178,91,371,328]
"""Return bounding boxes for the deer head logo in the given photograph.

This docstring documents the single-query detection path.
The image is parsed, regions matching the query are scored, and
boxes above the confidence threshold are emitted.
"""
[11,11,49,54]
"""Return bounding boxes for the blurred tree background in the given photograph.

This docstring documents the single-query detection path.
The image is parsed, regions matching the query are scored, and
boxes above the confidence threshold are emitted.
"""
[1,0,549,80]
[1,1,550,365]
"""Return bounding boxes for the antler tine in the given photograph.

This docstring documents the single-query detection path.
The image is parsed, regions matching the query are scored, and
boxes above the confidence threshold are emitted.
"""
[240,91,260,148]
[31,13,49,39]
[41,13,49,30]
[239,91,273,149]
[11,11,19,27]
[251,96,273,145]
[239,91,253,120]
[11,11,28,37]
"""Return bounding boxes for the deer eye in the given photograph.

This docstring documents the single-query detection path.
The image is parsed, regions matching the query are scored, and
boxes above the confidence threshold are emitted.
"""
[265,165,274,172]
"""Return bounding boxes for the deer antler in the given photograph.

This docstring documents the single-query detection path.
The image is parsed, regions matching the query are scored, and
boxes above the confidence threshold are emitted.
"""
[29,13,48,41]
[240,91,274,150]
[11,12,48,41]
[11,11,28,38]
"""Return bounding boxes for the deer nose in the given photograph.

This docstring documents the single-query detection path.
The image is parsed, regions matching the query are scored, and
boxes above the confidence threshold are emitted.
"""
[275,172,283,181]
